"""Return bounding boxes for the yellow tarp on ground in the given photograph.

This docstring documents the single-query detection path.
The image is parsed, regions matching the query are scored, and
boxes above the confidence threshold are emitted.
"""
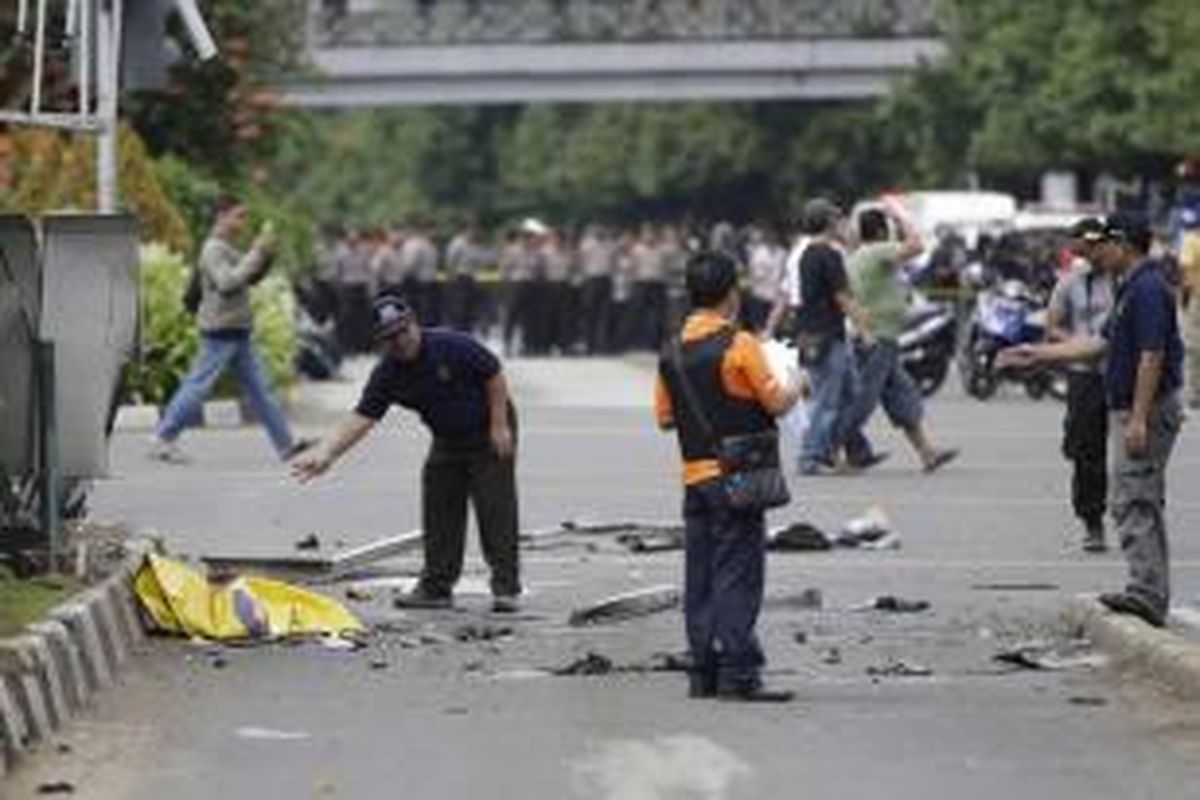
[133,554,363,641]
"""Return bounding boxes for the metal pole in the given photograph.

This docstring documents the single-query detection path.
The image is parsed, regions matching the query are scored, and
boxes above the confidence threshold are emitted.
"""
[30,0,48,115]
[37,340,61,573]
[80,0,92,119]
[96,0,120,212]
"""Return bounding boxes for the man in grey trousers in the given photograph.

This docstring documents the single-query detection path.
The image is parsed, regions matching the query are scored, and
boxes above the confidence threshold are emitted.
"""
[1001,212,1184,627]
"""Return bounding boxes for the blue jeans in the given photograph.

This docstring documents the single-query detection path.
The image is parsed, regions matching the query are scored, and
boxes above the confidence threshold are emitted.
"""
[841,339,924,437]
[799,338,874,470]
[683,480,767,693]
[156,332,295,459]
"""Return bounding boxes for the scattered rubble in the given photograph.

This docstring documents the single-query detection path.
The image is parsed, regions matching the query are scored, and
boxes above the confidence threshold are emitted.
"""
[769,587,824,611]
[821,647,843,665]
[295,534,321,551]
[553,651,615,675]
[855,595,931,613]
[866,659,933,678]
[36,782,75,795]
[568,586,681,627]
[1067,696,1108,707]
[836,507,901,550]
[452,623,514,643]
[993,640,1109,672]
[768,523,832,552]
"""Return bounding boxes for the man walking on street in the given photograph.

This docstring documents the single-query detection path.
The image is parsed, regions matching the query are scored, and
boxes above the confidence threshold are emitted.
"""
[1001,213,1184,627]
[151,196,310,464]
[844,202,958,473]
[1046,217,1115,552]
[793,199,880,475]
[291,295,522,613]
[655,251,803,702]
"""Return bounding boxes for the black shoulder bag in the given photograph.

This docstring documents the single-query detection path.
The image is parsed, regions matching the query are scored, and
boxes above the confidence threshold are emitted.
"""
[669,340,791,512]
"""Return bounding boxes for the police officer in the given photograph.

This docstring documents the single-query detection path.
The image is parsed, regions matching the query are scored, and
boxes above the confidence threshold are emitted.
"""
[291,295,522,613]
[1001,213,1184,627]
[655,251,803,702]
[1046,218,1114,552]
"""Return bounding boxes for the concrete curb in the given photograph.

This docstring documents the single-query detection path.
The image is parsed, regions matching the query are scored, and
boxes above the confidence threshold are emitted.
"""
[1062,594,1200,700]
[0,540,154,777]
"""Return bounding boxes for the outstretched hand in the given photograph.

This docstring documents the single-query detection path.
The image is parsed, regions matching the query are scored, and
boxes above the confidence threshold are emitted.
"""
[995,343,1040,370]
[290,449,332,484]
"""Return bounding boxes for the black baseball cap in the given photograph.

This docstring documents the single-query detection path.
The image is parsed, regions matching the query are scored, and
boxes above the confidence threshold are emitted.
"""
[1068,216,1105,242]
[1101,211,1153,254]
[372,295,414,339]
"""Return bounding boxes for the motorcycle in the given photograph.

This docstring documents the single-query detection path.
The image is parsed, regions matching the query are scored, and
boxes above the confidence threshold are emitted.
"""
[959,278,1066,401]
[897,297,957,397]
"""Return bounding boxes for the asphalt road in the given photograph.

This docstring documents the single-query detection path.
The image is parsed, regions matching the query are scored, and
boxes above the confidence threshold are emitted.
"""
[7,357,1200,799]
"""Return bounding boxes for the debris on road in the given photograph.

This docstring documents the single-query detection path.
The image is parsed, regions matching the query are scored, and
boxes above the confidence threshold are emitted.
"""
[769,587,824,611]
[971,582,1061,592]
[821,647,843,665]
[854,595,931,613]
[452,623,514,643]
[568,585,681,627]
[1068,695,1108,707]
[617,527,685,553]
[553,651,615,675]
[344,586,375,602]
[866,659,933,678]
[235,727,311,741]
[135,554,363,641]
[36,781,75,795]
[369,656,389,670]
[561,519,680,535]
[203,530,424,580]
[767,523,833,551]
[295,534,321,551]
[993,640,1109,672]
[793,630,809,645]
[625,651,691,673]
[836,506,901,550]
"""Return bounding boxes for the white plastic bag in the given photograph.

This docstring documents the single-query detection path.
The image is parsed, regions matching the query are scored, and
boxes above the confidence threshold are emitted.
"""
[761,339,808,446]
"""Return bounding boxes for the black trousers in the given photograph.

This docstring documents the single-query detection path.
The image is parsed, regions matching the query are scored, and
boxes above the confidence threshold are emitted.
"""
[632,279,668,351]
[443,275,478,332]
[580,276,613,354]
[1062,371,1108,526]
[684,479,767,693]
[420,438,520,597]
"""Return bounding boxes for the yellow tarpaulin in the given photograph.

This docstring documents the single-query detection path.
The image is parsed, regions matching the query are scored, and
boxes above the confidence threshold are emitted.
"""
[133,554,363,641]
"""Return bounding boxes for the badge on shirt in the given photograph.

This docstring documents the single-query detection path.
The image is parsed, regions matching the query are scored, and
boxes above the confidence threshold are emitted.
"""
[437,364,452,383]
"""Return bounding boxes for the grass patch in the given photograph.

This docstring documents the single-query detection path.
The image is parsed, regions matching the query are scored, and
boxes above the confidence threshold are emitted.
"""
[0,567,79,637]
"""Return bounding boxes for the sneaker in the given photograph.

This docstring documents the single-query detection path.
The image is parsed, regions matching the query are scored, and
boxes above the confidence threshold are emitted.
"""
[922,448,960,474]
[716,684,795,703]
[848,451,890,471]
[798,458,837,477]
[491,595,520,614]
[393,587,453,610]
[1098,591,1164,628]
[148,438,190,465]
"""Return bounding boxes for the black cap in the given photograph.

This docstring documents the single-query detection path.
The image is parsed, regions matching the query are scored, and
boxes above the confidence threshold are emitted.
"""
[1068,216,1105,242]
[372,294,414,339]
[1102,211,1153,254]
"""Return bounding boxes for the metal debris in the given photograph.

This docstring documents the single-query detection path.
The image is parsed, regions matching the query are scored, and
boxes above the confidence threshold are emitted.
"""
[855,595,931,613]
[993,641,1110,672]
[866,659,933,678]
[295,534,321,551]
[568,586,681,627]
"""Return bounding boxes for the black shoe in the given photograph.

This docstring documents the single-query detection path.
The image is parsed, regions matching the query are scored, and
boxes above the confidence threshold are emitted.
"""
[1082,521,1108,554]
[922,448,959,474]
[716,684,795,703]
[1098,592,1165,628]
[393,587,454,610]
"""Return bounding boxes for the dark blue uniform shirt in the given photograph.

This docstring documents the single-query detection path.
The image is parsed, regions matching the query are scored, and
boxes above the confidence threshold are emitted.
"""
[355,330,501,441]
[1102,260,1183,411]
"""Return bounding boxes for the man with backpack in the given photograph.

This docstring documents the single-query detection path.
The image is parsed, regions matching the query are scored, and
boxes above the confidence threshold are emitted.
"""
[150,195,311,464]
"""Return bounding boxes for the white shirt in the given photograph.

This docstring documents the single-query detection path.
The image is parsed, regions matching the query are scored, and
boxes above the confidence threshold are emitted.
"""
[781,236,811,307]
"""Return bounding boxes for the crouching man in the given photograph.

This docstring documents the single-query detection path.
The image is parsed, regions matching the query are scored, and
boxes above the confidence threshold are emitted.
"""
[291,295,522,613]
[655,251,804,702]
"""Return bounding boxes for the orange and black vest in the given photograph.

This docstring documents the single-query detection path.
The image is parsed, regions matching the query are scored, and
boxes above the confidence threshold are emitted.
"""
[658,327,774,464]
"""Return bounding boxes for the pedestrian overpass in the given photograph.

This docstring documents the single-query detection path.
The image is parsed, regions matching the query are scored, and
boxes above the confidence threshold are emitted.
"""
[279,0,945,107]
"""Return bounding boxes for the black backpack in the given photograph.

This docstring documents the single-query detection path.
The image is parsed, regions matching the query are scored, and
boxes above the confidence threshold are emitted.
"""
[182,265,202,315]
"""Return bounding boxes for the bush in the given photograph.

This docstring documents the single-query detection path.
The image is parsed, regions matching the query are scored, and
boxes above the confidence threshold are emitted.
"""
[124,243,298,406]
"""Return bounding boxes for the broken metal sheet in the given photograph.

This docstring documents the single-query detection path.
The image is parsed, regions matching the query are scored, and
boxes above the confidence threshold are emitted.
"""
[39,216,139,478]
[568,585,681,627]
[561,519,682,535]
[202,531,424,580]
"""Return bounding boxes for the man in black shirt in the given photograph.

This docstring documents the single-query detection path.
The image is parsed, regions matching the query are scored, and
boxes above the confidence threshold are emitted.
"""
[793,199,880,475]
[291,295,521,612]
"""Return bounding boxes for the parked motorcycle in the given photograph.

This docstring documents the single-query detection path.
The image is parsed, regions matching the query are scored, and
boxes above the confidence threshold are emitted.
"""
[959,279,1065,401]
[897,298,957,397]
